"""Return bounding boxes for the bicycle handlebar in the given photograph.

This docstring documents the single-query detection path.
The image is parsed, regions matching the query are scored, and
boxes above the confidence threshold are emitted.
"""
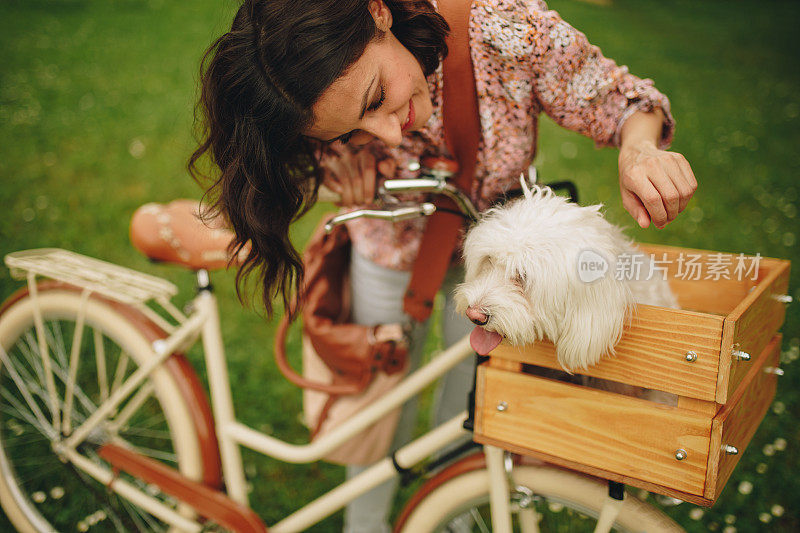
[322,171,480,234]
[323,203,437,233]
[318,162,573,234]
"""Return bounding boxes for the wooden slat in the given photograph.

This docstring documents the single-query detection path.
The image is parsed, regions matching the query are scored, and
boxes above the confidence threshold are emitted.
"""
[638,244,762,315]
[476,433,714,507]
[718,260,790,403]
[487,358,521,372]
[705,418,723,501]
[708,334,781,500]
[677,396,719,417]
[476,366,712,495]
[491,305,723,400]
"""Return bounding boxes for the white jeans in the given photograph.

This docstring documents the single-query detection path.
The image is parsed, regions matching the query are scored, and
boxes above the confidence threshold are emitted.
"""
[343,250,474,533]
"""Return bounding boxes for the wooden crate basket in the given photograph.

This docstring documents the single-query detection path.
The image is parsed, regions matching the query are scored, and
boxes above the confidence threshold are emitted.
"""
[473,245,790,506]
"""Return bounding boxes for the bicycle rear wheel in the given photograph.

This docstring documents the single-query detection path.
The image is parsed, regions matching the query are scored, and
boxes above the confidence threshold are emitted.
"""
[396,463,684,532]
[0,287,204,532]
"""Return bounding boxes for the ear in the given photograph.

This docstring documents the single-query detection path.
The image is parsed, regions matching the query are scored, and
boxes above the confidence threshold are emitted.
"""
[554,279,632,372]
[368,0,393,31]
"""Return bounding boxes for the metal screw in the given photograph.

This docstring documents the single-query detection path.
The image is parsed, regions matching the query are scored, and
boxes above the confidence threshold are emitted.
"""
[772,294,793,304]
[675,449,687,461]
[496,401,508,412]
[764,367,785,376]
[732,344,751,362]
[685,351,698,363]
[723,445,739,455]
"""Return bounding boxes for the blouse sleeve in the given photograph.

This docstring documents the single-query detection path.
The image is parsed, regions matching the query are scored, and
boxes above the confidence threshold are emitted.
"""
[482,0,675,149]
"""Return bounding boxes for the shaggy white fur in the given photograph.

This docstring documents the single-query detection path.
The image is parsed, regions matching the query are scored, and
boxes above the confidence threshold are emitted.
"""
[454,181,678,371]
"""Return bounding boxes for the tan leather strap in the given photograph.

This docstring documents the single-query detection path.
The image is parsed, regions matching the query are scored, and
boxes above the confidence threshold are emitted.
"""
[403,0,480,321]
[274,306,371,396]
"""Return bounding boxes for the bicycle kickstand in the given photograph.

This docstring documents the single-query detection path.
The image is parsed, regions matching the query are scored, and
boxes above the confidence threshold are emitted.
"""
[593,481,626,533]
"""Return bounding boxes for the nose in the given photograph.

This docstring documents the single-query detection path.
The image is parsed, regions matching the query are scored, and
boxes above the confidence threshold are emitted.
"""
[358,111,403,148]
[466,306,489,326]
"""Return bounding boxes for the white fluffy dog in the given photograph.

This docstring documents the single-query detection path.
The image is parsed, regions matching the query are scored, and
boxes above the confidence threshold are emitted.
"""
[455,182,678,372]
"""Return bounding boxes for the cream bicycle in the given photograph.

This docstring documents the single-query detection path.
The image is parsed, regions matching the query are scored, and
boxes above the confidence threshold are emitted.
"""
[0,172,684,532]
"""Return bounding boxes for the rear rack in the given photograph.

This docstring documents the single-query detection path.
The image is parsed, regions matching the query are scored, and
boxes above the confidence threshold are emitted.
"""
[5,248,185,331]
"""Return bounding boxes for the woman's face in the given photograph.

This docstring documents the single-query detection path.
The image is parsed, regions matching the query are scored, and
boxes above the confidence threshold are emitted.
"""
[304,1,432,148]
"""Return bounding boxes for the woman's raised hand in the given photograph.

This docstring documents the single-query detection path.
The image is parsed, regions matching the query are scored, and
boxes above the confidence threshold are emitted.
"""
[618,140,697,229]
[320,142,397,207]
[617,109,697,229]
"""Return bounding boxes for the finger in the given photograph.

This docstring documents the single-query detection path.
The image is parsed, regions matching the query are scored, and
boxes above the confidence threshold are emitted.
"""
[362,159,377,203]
[621,187,651,228]
[324,179,343,195]
[674,153,697,189]
[646,161,680,226]
[661,155,695,213]
[336,165,355,206]
[351,155,365,205]
[326,154,360,206]
[660,157,691,213]
[620,167,657,228]
[627,169,667,228]
[673,153,698,208]
[377,158,397,177]
[360,156,377,204]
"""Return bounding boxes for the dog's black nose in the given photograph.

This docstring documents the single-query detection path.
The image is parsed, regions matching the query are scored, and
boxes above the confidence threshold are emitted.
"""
[466,306,489,326]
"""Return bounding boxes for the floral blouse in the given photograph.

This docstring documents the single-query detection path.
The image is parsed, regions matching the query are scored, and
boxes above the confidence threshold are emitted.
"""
[342,0,675,271]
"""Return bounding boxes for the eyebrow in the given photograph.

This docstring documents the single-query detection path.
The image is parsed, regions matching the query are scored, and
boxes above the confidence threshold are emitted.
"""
[358,74,377,120]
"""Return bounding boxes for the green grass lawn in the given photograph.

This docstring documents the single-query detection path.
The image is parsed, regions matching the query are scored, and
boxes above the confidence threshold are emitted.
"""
[1,0,798,531]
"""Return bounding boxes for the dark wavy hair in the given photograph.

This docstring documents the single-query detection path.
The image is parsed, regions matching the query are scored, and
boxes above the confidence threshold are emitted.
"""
[188,0,448,317]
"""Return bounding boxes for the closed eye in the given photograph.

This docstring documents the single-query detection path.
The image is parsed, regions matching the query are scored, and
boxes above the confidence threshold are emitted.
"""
[332,131,354,145]
[367,85,386,112]
[330,85,385,145]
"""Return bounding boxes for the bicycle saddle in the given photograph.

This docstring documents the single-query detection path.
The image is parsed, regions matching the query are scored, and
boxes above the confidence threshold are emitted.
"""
[129,199,246,271]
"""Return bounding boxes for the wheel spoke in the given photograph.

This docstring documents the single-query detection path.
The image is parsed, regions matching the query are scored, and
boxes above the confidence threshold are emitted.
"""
[125,410,171,431]
[95,328,109,402]
[111,351,130,395]
[121,495,162,532]
[0,430,44,448]
[11,334,97,421]
[48,318,68,369]
[19,331,46,387]
[470,507,490,533]
[0,346,56,439]
[0,397,55,440]
[113,436,177,464]
[13,461,64,486]
[64,290,91,436]
[108,381,155,434]
[118,426,173,440]
[28,277,62,430]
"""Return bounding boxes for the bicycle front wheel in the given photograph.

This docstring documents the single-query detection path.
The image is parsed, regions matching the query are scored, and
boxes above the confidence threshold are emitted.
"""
[397,463,684,532]
[0,286,204,532]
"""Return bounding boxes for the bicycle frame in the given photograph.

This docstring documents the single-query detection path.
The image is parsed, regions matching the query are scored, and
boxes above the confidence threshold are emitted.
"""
[38,272,524,533]
[2,242,630,533]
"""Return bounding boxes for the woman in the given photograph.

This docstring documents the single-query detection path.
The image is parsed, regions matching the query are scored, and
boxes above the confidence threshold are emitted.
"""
[189,0,697,530]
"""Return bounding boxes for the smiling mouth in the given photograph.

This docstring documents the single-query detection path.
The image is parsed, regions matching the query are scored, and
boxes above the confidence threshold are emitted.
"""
[401,98,415,132]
